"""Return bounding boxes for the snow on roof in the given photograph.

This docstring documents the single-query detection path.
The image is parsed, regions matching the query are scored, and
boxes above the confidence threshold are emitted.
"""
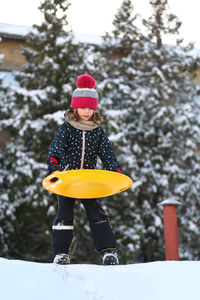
[0,23,31,39]
[0,23,103,45]
[1,23,199,53]
[73,32,103,46]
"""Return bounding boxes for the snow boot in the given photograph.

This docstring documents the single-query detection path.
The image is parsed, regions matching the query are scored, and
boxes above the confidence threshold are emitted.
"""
[53,253,70,265]
[53,236,77,265]
[101,249,119,265]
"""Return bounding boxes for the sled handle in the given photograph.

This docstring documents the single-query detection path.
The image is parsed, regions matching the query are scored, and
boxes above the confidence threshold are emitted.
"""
[50,176,59,183]
[48,172,62,187]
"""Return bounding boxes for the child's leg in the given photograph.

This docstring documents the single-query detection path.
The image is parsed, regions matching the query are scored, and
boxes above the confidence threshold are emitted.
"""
[81,199,116,252]
[52,195,75,255]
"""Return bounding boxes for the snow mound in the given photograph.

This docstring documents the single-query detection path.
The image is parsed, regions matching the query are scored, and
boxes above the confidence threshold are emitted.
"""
[0,258,199,300]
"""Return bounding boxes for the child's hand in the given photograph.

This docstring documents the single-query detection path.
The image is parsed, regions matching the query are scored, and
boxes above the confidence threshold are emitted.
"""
[47,156,60,175]
[115,169,123,174]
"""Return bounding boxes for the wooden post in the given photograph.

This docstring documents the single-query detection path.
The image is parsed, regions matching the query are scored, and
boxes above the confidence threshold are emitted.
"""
[159,199,180,261]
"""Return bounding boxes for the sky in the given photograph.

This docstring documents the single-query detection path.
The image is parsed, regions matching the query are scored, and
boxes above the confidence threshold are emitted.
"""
[0,0,200,48]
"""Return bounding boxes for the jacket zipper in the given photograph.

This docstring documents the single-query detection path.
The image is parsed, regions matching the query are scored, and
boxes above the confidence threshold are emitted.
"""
[80,130,85,169]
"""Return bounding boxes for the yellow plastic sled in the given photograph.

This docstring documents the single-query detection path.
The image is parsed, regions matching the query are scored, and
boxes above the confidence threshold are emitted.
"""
[42,169,133,199]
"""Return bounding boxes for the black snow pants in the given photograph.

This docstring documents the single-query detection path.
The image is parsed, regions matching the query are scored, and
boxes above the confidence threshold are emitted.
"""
[52,195,116,255]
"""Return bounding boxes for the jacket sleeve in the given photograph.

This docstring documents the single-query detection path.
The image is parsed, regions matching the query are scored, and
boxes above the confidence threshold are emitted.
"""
[97,127,121,171]
[48,122,69,163]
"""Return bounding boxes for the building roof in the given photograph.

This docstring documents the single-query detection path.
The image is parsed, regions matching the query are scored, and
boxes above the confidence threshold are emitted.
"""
[0,23,30,41]
[0,23,103,45]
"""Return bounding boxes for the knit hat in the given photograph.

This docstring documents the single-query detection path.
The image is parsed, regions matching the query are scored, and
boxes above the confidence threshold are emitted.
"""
[71,74,98,110]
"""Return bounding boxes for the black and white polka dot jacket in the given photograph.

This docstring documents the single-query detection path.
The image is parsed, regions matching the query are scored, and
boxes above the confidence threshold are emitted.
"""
[47,121,121,172]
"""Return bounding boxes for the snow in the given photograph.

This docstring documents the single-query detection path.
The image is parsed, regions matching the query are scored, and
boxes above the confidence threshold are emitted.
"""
[159,199,181,206]
[0,258,199,300]
[0,23,103,45]
[73,32,103,46]
[44,110,66,125]
[0,23,31,36]
[0,71,19,88]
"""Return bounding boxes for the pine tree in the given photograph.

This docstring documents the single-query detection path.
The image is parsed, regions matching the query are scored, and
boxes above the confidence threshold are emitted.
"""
[0,0,94,261]
[99,0,200,262]
[0,49,6,101]
[97,0,149,263]
[136,0,200,261]
[0,51,8,253]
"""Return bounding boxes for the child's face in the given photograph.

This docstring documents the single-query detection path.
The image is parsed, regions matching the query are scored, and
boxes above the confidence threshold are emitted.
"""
[77,108,94,121]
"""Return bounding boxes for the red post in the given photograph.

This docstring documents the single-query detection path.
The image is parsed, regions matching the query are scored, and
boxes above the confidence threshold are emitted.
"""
[160,199,180,261]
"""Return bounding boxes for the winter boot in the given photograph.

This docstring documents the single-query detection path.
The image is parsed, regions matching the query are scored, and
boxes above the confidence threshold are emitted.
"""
[101,249,119,265]
[53,253,70,265]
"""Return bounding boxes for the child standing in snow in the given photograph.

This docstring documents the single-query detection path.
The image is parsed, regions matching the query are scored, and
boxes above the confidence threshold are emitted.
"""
[47,74,122,265]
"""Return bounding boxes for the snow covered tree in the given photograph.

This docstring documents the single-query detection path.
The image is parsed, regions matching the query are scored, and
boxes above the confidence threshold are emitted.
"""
[98,0,200,262]
[0,51,11,253]
[97,0,150,263]
[0,0,95,261]
[0,47,6,101]
[136,0,200,261]
[0,49,4,85]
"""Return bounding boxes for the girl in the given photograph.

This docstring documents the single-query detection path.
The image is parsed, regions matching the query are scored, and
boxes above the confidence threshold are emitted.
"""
[47,74,122,265]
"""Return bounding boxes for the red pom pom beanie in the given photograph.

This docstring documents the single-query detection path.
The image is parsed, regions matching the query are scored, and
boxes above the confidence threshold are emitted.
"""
[71,74,98,110]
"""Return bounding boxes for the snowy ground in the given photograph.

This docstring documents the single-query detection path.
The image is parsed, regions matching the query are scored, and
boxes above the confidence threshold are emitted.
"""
[0,258,199,300]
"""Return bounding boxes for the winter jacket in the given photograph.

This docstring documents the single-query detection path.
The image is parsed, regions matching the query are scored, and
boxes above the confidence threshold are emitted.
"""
[47,121,121,172]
